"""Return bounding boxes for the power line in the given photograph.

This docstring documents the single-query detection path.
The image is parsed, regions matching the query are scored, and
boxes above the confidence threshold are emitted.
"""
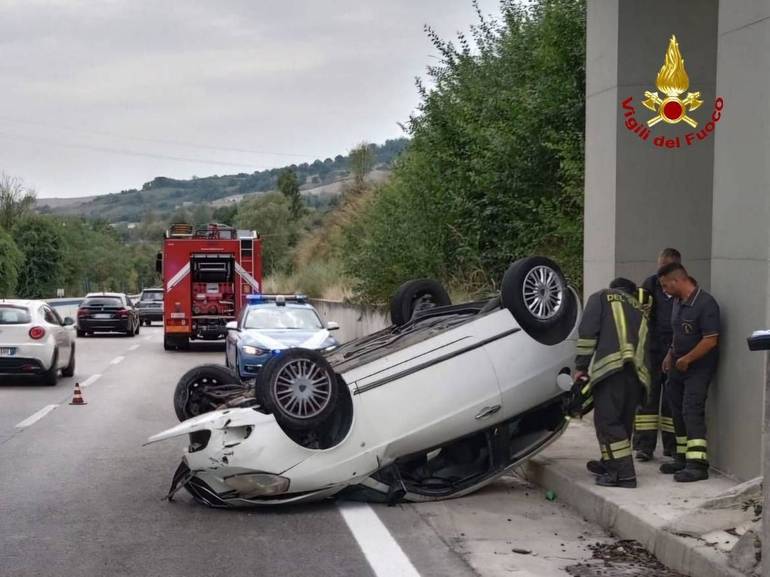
[0,116,322,159]
[0,130,269,170]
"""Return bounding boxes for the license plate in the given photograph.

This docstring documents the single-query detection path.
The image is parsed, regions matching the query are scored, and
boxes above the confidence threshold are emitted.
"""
[93,314,112,319]
[0,347,16,356]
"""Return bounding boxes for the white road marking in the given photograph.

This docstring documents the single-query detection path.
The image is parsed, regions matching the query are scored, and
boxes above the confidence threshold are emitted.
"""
[80,374,102,388]
[110,356,125,365]
[128,344,140,351]
[16,405,59,428]
[338,503,421,577]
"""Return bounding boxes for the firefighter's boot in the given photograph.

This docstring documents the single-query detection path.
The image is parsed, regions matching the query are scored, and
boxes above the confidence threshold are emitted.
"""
[659,457,686,474]
[586,460,606,476]
[674,464,709,483]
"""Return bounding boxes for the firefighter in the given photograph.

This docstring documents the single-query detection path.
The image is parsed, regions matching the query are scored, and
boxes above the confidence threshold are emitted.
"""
[633,248,681,461]
[657,263,720,482]
[574,277,650,488]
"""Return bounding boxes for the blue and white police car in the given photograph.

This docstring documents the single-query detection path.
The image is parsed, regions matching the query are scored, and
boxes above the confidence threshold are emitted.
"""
[225,294,340,380]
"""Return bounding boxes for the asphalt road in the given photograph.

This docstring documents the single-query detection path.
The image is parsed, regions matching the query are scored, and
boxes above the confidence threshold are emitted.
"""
[0,326,604,577]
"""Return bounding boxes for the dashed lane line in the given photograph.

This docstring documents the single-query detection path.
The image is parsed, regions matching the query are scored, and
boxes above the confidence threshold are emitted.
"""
[110,356,125,365]
[80,374,102,388]
[338,503,421,577]
[16,405,59,429]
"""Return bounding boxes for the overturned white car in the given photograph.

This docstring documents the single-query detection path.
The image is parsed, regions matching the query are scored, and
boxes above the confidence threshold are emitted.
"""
[147,257,581,507]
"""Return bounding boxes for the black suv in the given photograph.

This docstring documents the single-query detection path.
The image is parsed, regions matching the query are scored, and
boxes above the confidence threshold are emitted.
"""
[136,288,164,326]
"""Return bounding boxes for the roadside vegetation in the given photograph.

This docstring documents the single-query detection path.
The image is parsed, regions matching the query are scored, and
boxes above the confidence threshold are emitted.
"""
[1,0,585,304]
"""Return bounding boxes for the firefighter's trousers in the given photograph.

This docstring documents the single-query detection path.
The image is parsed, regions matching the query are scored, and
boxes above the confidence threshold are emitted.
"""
[666,364,714,469]
[633,338,676,456]
[594,365,641,480]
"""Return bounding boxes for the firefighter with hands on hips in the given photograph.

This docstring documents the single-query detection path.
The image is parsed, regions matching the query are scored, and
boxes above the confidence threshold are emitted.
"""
[657,263,720,482]
[633,248,681,461]
[574,277,650,488]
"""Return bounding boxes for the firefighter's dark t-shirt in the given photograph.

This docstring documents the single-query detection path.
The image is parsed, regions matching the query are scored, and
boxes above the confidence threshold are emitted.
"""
[671,287,720,368]
[642,273,674,342]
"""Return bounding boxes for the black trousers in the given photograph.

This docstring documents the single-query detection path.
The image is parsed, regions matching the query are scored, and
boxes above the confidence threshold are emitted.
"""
[594,365,641,480]
[633,338,676,455]
[665,364,714,468]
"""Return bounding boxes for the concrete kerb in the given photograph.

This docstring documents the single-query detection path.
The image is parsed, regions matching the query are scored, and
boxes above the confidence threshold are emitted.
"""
[522,422,749,577]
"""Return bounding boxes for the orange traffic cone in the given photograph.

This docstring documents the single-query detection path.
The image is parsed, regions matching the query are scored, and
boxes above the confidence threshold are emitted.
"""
[69,383,87,405]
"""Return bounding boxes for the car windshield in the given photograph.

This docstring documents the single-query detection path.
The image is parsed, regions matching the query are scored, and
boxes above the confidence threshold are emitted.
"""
[244,307,323,330]
[83,297,122,307]
[0,306,31,324]
[141,292,163,301]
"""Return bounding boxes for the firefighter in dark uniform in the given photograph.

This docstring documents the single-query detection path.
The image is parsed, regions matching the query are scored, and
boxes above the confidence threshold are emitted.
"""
[657,263,720,482]
[633,248,681,461]
[574,278,650,488]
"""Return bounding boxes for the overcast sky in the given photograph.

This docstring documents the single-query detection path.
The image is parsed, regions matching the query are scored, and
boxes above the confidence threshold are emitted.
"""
[0,0,500,199]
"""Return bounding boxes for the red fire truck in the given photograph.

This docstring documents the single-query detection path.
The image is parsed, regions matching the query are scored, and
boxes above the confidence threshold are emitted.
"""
[157,223,262,351]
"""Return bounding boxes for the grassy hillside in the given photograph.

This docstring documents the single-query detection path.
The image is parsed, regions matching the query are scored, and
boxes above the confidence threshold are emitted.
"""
[37,139,408,223]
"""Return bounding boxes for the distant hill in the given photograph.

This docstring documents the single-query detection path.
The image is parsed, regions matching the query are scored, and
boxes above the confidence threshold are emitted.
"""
[36,138,408,223]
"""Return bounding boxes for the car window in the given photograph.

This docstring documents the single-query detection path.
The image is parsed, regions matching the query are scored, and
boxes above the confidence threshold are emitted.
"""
[142,291,164,301]
[82,297,122,307]
[0,306,31,324]
[44,306,63,325]
[244,307,324,330]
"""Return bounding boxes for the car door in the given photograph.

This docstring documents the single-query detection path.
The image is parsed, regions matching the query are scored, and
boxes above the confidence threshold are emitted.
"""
[352,318,503,462]
[42,306,70,368]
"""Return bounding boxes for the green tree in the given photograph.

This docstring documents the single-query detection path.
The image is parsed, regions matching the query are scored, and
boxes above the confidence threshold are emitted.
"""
[212,204,238,226]
[236,193,297,274]
[0,227,23,297]
[191,203,212,227]
[342,0,585,302]
[12,216,64,298]
[349,143,375,185]
[277,168,304,218]
[0,173,36,230]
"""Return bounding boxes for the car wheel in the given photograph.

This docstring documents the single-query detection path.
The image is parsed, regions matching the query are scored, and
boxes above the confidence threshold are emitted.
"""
[61,344,76,378]
[389,279,451,326]
[173,364,241,421]
[42,350,59,386]
[257,348,341,431]
[501,256,577,345]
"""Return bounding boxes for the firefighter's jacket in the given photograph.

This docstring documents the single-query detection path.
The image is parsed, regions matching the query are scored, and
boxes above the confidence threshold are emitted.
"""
[575,289,650,391]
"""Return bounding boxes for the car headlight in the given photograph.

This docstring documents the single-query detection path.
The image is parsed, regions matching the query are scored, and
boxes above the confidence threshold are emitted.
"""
[242,345,267,356]
[223,473,290,497]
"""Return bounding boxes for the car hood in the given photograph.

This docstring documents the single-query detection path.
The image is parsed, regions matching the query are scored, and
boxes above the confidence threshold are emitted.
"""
[241,329,331,350]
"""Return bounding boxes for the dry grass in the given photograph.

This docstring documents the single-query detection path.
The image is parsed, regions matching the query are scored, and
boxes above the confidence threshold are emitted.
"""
[263,259,353,301]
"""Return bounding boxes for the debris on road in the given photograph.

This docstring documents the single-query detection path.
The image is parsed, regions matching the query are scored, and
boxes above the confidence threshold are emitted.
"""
[566,540,685,577]
[545,490,557,501]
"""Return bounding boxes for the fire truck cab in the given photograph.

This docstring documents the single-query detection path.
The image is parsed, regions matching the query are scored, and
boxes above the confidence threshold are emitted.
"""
[158,223,262,351]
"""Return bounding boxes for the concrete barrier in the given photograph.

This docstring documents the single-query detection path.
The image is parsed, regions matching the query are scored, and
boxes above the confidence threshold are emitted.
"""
[309,299,390,344]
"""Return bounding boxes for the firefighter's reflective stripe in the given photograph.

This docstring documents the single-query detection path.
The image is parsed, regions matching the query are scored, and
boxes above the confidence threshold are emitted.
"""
[686,439,708,461]
[660,416,676,433]
[576,338,597,356]
[604,439,632,460]
[676,436,688,455]
[634,414,659,431]
[590,302,650,388]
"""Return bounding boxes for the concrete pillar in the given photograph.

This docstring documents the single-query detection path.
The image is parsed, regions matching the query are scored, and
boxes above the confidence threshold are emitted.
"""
[586,0,719,297]
[710,0,770,558]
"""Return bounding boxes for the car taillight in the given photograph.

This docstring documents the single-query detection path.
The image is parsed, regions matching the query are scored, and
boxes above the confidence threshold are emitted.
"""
[29,326,46,340]
[118,308,129,318]
[77,309,87,317]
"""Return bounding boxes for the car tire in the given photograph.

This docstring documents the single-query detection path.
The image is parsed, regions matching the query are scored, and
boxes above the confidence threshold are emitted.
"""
[62,345,76,378]
[173,364,241,421]
[42,350,58,386]
[390,279,451,326]
[256,348,341,431]
[501,256,577,345]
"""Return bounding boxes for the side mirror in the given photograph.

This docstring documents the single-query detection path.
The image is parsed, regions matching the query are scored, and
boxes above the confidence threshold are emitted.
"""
[63,317,75,326]
[327,321,340,331]
[225,321,239,331]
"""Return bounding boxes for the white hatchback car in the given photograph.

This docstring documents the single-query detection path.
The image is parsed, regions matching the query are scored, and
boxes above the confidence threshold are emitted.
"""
[0,300,76,386]
[150,257,580,507]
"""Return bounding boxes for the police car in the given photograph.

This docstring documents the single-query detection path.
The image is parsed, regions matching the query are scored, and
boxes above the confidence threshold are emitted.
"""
[224,294,339,380]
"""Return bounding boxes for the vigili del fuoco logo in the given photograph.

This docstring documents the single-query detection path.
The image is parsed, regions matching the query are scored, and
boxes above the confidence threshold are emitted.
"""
[621,35,724,149]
